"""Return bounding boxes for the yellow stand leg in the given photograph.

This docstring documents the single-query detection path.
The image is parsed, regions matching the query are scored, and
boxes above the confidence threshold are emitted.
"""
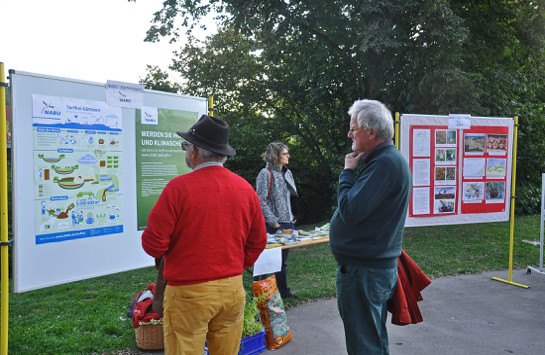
[394,112,400,149]
[0,62,10,355]
[208,96,214,117]
[492,116,529,289]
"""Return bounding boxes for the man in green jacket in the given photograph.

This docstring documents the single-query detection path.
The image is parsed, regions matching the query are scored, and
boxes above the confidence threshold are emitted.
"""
[330,99,412,354]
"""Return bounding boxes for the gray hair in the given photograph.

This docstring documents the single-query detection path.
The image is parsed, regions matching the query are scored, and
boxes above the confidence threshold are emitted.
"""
[193,145,227,164]
[261,142,288,165]
[348,99,394,140]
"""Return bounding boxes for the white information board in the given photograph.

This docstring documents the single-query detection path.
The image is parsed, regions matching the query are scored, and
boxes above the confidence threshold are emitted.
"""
[400,114,514,227]
[10,70,208,292]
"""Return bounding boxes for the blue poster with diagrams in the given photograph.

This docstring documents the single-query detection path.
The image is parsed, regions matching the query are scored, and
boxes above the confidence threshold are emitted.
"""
[33,94,124,244]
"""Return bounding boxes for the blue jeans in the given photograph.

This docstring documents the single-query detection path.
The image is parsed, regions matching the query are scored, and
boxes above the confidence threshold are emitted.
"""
[336,264,398,355]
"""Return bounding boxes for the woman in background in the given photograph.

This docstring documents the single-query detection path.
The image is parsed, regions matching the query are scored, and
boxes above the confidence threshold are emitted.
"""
[256,142,299,299]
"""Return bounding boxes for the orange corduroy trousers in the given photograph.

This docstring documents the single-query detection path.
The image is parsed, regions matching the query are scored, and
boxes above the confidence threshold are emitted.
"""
[163,275,245,355]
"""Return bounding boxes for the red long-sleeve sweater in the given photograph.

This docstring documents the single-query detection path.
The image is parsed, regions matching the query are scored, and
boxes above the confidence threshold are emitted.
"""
[142,166,267,285]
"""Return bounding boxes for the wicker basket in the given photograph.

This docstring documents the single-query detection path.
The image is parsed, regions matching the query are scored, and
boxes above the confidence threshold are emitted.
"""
[135,323,164,350]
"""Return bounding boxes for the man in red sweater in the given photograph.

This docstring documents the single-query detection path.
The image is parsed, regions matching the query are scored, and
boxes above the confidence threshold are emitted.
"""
[142,115,267,355]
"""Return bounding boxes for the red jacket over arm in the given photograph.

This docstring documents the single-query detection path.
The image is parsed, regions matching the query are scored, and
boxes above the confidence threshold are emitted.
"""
[388,249,432,325]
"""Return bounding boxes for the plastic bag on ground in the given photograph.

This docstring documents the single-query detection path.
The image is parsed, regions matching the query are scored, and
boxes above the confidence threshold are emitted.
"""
[252,275,291,350]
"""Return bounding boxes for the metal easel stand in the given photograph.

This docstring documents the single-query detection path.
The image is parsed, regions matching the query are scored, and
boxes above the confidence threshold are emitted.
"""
[527,173,545,275]
[491,116,530,288]
[0,62,10,355]
[527,266,545,275]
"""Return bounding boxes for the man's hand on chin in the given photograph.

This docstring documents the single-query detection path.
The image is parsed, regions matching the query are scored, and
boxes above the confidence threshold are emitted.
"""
[345,151,365,170]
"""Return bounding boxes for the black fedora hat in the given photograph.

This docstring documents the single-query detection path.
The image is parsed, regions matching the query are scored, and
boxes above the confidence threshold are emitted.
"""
[176,115,236,157]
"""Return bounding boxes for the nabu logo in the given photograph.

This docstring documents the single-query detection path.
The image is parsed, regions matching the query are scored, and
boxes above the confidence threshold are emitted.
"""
[142,110,158,125]
[119,91,131,103]
[41,101,61,115]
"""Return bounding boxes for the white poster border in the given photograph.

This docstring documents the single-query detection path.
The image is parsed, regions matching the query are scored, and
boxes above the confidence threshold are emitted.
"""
[400,114,514,227]
[10,70,208,292]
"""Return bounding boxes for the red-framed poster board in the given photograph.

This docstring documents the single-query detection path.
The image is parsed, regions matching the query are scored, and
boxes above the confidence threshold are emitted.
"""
[400,114,514,227]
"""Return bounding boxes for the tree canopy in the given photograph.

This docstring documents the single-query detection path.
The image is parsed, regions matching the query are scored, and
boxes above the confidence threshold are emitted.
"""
[140,0,545,220]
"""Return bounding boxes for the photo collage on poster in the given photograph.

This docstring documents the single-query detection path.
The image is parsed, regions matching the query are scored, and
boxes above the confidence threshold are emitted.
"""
[409,126,459,216]
[409,124,509,217]
[461,127,508,214]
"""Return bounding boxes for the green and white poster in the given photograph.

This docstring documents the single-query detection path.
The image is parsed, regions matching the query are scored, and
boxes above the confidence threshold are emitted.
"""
[135,107,198,230]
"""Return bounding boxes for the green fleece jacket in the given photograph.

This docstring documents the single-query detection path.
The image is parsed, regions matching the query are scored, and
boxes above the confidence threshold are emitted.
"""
[330,141,412,268]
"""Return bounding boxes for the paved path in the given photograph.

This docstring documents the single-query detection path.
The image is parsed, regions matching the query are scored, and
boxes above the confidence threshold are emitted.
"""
[273,269,545,355]
[142,269,545,354]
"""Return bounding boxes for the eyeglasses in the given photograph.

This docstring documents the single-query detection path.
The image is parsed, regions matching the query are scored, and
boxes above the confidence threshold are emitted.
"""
[181,141,191,151]
[349,127,364,133]
[280,152,290,156]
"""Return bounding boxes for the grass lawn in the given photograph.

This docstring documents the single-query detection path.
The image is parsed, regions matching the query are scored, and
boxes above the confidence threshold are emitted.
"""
[3,214,542,353]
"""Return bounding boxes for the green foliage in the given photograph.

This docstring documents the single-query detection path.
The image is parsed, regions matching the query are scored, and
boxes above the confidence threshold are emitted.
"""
[139,65,181,93]
[8,267,158,353]
[513,104,545,214]
[140,0,545,217]
[242,292,265,338]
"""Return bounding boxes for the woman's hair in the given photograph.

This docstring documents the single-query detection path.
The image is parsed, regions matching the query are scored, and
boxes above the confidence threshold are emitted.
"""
[262,142,288,165]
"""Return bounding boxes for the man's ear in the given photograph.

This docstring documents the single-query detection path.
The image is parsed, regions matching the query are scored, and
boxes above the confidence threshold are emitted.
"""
[189,146,197,159]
